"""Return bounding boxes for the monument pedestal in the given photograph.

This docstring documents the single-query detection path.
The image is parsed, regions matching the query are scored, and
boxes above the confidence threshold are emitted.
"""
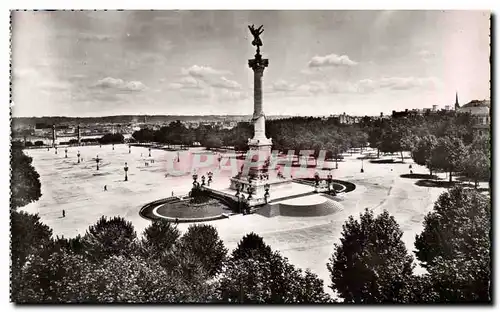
[226,25,293,208]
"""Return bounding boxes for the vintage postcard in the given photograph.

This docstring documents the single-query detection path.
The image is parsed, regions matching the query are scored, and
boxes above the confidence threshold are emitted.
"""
[9,10,491,303]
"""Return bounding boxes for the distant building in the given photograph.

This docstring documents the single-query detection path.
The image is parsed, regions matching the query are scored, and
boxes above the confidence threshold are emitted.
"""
[458,99,491,136]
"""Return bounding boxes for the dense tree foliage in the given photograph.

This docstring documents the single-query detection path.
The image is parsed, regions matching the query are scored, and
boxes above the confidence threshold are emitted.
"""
[99,133,124,144]
[231,232,273,261]
[11,211,53,273]
[177,224,227,277]
[463,134,491,188]
[81,216,138,261]
[141,220,180,260]
[10,147,42,209]
[414,187,490,302]
[412,134,438,175]
[219,233,331,303]
[327,209,415,303]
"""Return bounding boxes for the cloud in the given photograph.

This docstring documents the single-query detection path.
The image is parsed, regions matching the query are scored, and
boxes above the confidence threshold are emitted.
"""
[94,77,146,91]
[357,77,439,92]
[78,33,114,42]
[210,77,242,90]
[308,53,358,68]
[217,89,250,102]
[183,65,229,78]
[271,80,297,92]
[168,76,202,90]
[176,65,242,90]
[272,76,439,97]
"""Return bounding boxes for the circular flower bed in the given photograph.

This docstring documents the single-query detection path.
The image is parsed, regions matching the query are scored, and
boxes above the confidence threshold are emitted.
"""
[155,198,232,219]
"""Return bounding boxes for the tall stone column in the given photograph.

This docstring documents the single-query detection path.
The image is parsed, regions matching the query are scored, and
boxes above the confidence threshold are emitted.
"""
[77,125,81,145]
[52,124,56,147]
[248,55,272,148]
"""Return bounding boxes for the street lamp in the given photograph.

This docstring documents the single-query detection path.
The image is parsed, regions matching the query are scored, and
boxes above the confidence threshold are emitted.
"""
[264,183,270,203]
[77,151,81,163]
[96,155,100,171]
[235,182,241,196]
[207,171,213,186]
[124,162,129,181]
[247,185,255,201]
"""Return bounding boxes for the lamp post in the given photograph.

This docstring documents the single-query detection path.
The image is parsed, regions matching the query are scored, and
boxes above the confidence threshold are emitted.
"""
[77,151,81,164]
[264,183,270,203]
[207,171,213,186]
[247,185,255,201]
[96,155,100,171]
[192,172,198,186]
[235,182,241,196]
[327,173,333,192]
[314,172,320,187]
[65,148,68,158]
[124,162,129,181]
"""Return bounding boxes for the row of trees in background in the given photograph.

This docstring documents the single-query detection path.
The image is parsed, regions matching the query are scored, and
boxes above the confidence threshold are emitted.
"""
[411,133,490,185]
[11,185,490,303]
[130,112,479,166]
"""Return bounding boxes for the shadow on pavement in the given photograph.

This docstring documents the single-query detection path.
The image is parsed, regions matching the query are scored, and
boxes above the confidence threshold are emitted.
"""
[415,179,459,188]
[400,173,439,180]
[369,159,404,164]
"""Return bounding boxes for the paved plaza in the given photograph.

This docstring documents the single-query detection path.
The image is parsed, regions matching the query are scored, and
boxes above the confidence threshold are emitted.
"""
[22,144,464,294]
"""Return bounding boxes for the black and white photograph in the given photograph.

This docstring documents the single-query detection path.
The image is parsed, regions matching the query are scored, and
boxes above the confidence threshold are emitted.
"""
[9,9,492,304]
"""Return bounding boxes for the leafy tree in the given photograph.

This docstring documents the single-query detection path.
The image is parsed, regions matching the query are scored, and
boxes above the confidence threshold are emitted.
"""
[412,134,438,176]
[141,220,180,260]
[327,209,414,303]
[219,251,331,303]
[10,211,53,272]
[202,133,223,150]
[231,232,272,261]
[414,187,490,302]
[99,133,124,144]
[75,255,217,303]
[463,148,490,188]
[178,224,227,277]
[10,147,42,209]
[431,136,467,182]
[463,134,491,188]
[82,216,138,261]
[132,128,155,142]
[13,251,218,303]
[12,250,89,303]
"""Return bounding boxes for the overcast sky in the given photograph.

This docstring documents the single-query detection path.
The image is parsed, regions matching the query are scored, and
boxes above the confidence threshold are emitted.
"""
[11,10,490,117]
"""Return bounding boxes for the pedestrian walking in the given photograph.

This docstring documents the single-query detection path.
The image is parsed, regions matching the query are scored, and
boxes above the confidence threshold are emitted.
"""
[62,210,65,218]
